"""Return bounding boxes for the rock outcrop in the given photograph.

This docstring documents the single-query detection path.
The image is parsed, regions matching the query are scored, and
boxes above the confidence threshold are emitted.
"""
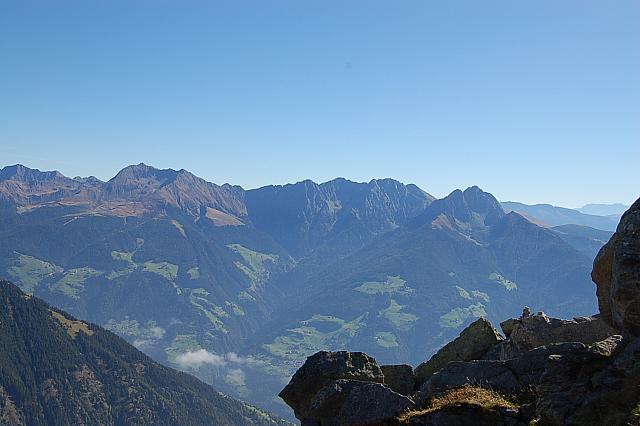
[504,313,617,352]
[420,340,610,401]
[307,380,415,426]
[381,365,415,396]
[592,197,640,335]
[280,199,640,425]
[414,318,503,386]
[278,351,385,423]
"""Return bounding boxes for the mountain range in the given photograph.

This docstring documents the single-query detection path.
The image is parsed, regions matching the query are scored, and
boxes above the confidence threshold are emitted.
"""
[0,164,617,419]
[577,202,630,216]
[501,201,622,231]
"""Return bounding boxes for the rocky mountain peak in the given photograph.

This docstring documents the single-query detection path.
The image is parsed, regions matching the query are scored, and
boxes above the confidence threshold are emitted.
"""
[0,164,72,185]
[73,176,104,185]
[103,164,247,218]
[411,186,505,232]
[0,165,82,206]
[105,163,179,195]
[246,177,433,256]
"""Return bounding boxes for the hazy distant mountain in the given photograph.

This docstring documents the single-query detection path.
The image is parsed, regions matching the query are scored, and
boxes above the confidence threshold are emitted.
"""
[246,178,435,294]
[255,188,596,373]
[577,203,629,217]
[551,224,614,259]
[0,280,287,426]
[0,164,433,418]
[501,201,619,231]
[0,164,606,420]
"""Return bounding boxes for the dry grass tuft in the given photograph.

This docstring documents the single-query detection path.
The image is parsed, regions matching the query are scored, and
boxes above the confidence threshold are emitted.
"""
[398,384,518,422]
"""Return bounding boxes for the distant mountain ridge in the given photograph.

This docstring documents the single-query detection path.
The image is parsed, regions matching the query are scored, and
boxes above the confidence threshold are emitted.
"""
[255,187,596,371]
[578,202,629,216]
[551,224,613,259]
[501,201,619,231]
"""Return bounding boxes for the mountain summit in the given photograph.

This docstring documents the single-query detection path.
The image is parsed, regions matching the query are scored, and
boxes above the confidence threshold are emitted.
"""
[411,186,505,235]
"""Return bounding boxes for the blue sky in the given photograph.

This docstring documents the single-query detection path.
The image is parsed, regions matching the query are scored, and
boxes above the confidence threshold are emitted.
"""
[1,1,638,207]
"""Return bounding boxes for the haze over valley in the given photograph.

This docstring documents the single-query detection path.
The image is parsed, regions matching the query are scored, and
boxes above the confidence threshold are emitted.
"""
[2,1,638,424]
[0,163,625,419]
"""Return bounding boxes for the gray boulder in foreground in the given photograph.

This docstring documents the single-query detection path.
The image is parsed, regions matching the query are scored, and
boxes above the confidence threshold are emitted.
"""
[307,379,415,426]
[414,318,503,386]
[279,351,384,422]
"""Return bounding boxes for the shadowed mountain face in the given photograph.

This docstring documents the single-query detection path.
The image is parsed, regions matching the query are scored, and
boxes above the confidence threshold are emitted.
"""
[255,188,597,373]
[0,164,601,420]
[0,280,287,426]
[246,178,434,257]
[105,164,248,218]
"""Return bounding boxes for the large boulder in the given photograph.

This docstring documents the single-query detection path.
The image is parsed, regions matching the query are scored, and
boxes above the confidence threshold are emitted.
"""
[414,318,503,386]
[307,380,415,425]
[507,313,617,352]
[420,342,587,400]
[422,360,521,398]
[279,351,384,422]
[592,198,640,335]
[535,335,627,425]
[381,364,415,396]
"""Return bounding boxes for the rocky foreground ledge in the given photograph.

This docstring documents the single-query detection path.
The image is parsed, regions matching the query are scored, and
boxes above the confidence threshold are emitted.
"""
[279,198,640,425]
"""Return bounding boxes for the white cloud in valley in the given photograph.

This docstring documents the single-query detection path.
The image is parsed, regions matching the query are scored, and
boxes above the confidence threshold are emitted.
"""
[175,349,264,369]
[175,349,227,368]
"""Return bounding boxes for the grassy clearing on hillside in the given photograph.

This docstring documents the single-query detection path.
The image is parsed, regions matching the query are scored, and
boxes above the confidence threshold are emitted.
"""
[7,253,63,293]
[226,301,245,316]
[379,299,418,330]
[171,219,187,238]
[187,266,200,280]
[50,310,94,338]
[456,286,490,303]
[471,290,490,302]
[189,288,229,333]
[355,275,415,295]
[104,318,164,340]
[456,286,472,300]
[107,250,138,279]
[227,244,278,292]
[238,290,257,302]
[489,272,518,290]
[143,261,178,281]
[111,250,134,262]
[374,331,399,348]
[51,267,103,299]
[263,314,366,361]
[440,303,487,328]
[108,246,180,284]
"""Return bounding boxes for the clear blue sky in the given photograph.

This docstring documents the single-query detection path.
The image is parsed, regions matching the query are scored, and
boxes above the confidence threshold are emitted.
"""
[1,1,638,207]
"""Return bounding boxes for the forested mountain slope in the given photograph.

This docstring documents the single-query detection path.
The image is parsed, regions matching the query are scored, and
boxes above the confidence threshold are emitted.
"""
[0,280,287,426]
